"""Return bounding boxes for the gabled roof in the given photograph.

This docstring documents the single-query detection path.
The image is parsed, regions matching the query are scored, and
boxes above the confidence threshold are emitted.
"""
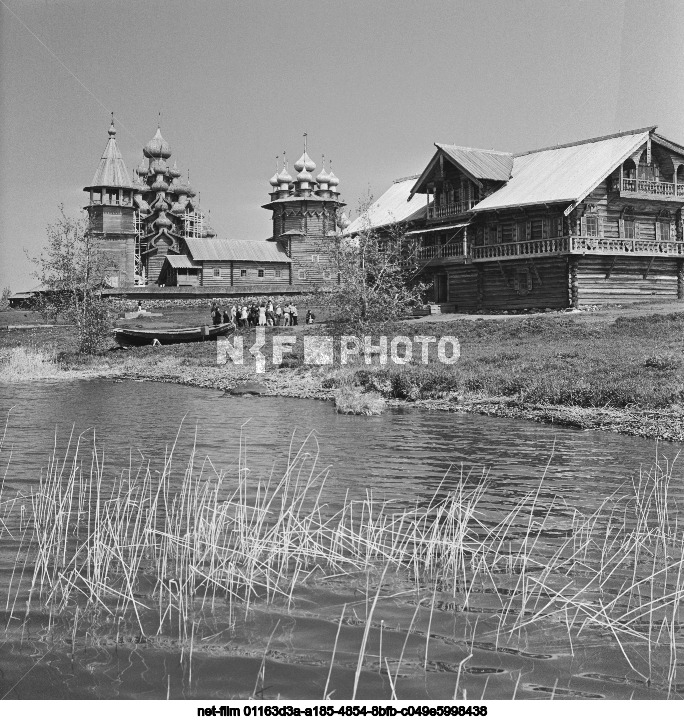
[164,254,201,269]
[438,144,514,182]
[473,127,655,212]
[85,126,133,189]
[344,175,427,236]
[186,238,292,263]
[409,145,513,198]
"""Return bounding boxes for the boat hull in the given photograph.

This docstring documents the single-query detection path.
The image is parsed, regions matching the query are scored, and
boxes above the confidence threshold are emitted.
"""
[113,323,235,346]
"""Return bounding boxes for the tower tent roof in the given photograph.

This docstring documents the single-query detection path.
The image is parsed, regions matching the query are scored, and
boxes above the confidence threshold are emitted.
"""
[85,121,134,190]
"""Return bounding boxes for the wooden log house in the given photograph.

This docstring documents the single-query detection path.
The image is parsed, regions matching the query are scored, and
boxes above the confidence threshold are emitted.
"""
[347,127,684,310]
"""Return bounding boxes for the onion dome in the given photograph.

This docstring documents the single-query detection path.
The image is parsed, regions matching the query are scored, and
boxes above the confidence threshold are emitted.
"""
[171,201,187,213]
[132,175,147,192]
[150,158,168,175]
[204,224,216,237]
[136,157,149,177]
[144,127,172,159]
[294,152,316,173]
[338,212,350,230]
[168,160,181,179]
[151,176,169,191]
[154,211,172,229]
[328,169,340,188]
[277,167,293,184]
[269,173,279,187]
[297,169,314,183]
[108,121,117,137]
[316,167,330,184]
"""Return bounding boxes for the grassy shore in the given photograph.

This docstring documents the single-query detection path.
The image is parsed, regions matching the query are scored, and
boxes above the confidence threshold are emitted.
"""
[3,301,684,438]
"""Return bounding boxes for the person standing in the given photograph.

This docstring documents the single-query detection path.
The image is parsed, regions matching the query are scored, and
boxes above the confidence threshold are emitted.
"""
[291,304,298,326]
[283,305,291,326]
[240,305,248,328]
[258,305,267,326]
[306,309,315,324]
[275,304,282,326]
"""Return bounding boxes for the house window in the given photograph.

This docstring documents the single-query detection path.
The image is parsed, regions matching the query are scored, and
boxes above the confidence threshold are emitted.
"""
[258,269,264,278]
[514,269,533,295]
[500,223,514,243]
[298,270,306,280]
[552,217,563,237]
[659,221,671,241]
[275,269,281,278]
[624,218,635,239]
[240,269,247,277]
[311,254,320,263]
[516,221,527,242]
[530,219,543,240]
[322,269,332,280]
[585,215,599,237]
[213,267,220,278]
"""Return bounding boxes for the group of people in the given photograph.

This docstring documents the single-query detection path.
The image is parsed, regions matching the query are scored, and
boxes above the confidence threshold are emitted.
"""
[211,300,315,328]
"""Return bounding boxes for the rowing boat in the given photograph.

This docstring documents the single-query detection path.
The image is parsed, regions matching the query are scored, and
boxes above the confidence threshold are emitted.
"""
[112,322,235,346]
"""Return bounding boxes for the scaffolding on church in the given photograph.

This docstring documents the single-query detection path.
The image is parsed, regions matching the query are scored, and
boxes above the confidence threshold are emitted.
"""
[183,209,205,238]
[133,210,147,285]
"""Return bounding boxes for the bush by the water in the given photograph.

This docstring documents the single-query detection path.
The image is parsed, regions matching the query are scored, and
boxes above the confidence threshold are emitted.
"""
[334,385,385,415]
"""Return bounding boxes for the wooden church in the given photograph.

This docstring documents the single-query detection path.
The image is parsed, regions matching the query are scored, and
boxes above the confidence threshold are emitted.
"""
[84,120,348,290]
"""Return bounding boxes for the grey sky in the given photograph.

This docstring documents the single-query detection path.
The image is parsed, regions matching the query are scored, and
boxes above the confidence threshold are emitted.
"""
[1,0,682,291]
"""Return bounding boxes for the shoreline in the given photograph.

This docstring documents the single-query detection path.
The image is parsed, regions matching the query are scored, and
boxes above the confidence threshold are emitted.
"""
[111,365,684,442]
[3,359,684,441]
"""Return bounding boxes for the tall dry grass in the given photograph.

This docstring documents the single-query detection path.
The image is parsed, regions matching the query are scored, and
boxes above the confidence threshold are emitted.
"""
[0,347,108,382]
[2,429,684,696]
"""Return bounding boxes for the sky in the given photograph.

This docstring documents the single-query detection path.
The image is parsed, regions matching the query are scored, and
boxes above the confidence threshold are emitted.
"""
[1,0,683,292]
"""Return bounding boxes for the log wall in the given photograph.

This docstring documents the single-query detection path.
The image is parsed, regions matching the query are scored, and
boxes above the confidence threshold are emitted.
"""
[447,265,479,311]
[576,256,681,304]
[479,257,569,310]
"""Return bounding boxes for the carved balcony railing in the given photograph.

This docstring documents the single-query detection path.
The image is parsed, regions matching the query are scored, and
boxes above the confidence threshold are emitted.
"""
[416,241,465,260]
[399,241,466,266]
[569,236,684,256]
[619,178,679,197]
[472,237,571,260]
[426,201,476,219]
[471,236,684,261]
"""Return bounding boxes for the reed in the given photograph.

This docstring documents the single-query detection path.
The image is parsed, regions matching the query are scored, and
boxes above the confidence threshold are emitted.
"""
[2,430,684,698]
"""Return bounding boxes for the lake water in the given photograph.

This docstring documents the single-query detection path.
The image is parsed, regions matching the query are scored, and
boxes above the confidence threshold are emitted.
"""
[0,380,683,700]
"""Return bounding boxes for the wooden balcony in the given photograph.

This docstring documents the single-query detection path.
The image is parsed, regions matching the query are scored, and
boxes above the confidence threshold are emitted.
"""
[399,241,466,266]
[616,178,684,199]
[471,236,684,261]
[426,201,476,219]
[417,241,465,260]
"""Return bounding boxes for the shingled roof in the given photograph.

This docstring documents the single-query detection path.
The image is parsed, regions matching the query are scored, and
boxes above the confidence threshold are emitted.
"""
[185,238,291,263]
[85,122,134,190]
